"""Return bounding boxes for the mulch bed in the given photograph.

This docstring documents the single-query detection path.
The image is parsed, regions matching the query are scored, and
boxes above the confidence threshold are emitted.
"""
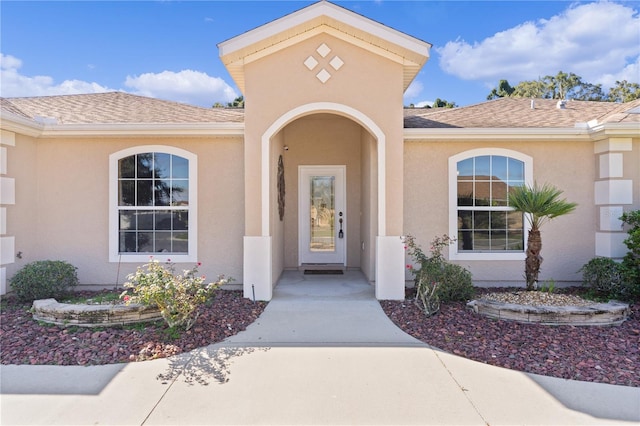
[380,288,639,387]
[2,287,639,388]
[0,290,266,366]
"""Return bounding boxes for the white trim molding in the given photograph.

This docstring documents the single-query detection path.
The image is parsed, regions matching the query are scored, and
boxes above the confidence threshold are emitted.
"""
[595,232,628,258]
[0,236,14,265]
[448,148,533,261]
[0,177,15,205]
[593,137,633,260]
[261,102,386,237]
[594,180,633,205]
[108,145,198,263]
[599,153,623,179]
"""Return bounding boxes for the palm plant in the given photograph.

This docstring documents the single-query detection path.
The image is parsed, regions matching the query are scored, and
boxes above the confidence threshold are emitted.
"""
[508,182,577,290]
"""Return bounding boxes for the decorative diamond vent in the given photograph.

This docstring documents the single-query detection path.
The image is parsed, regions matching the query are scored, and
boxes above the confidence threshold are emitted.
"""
[303,43,344,84]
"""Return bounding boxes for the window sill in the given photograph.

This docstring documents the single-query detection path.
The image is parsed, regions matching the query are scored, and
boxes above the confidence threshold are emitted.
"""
[449,252,525,261]
[109,253,196,263]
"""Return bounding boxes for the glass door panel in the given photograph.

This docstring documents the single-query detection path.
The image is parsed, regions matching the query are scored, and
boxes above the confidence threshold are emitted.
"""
[310,176,335,252]
[299,166,345,265]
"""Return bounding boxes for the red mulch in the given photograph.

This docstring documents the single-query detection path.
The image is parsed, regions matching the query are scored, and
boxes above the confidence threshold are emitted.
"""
[380,288,639,387]
[0,290,266,365]
[2,287,638,387]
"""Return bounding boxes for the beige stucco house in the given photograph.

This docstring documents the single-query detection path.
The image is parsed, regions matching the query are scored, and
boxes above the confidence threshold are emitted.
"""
[1,1,639,300]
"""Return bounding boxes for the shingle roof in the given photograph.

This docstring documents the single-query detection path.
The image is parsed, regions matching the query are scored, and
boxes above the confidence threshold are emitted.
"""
[1,97,33,120]
[3,92,639,130]
[403,98,640,128]
[2,92,244,124]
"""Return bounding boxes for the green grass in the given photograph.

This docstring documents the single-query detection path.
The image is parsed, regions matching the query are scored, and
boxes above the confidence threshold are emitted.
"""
[60,291,122,305]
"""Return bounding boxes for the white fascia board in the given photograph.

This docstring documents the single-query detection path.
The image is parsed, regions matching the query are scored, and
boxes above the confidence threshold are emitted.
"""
[39,122,245,138]
[219,2,430,58]
[0,111,44,137]
[588,123,640,139]
[403,127,592,141]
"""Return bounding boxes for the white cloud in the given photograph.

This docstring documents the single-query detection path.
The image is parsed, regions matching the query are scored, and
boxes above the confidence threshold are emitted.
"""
[0,53,112,98]
[404,80,423,99]
[599,56,640,88]
[0,53,22,70]
[125,70,238,107]
[1,54,238,107]
[412,100,433,108]
[437,2,640,90]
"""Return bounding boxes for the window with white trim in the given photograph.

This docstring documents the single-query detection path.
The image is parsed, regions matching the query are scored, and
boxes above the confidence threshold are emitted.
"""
[109,146,197,262]
[449,149,532,260]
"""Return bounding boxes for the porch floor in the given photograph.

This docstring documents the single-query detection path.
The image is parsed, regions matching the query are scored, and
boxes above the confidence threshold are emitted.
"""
[227,269,422,346]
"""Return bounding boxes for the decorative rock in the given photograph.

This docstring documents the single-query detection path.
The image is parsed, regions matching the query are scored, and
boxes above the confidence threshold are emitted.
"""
[467,298,630,326]
[32,298,162,327]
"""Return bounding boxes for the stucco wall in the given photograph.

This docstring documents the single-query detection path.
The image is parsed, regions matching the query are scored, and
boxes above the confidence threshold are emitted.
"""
[4,134,39,282]
[360,131,378,280]
[404,139,597,286]
[243,32,405,237]
[627,138,640,213]
[9,136,244,287]
[281,114,363,268]
[270,131,285,284]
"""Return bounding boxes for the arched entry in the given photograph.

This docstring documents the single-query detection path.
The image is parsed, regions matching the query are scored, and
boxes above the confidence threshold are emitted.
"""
[244,102,405,301]
[260,102,386,237]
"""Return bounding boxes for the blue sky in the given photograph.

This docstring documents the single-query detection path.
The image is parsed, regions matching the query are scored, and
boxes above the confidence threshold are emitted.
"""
[1,1,638,107]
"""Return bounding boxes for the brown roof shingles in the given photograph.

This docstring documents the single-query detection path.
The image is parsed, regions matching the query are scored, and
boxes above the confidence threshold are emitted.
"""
[2,92,639,129]
[2,92,244,124]
[596,98,640,124]
[403,98,638,128]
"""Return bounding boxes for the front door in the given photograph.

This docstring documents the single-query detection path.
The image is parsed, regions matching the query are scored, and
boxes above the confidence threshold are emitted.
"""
[299,165,346,265]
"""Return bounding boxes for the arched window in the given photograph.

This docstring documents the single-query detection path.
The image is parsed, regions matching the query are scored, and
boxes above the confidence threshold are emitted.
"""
[109,146,197,262]
[448,148,532,260]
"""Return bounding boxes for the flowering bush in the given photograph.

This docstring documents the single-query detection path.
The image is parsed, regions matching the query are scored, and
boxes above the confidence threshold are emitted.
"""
[121,258,230,331]
[405,234,474,316]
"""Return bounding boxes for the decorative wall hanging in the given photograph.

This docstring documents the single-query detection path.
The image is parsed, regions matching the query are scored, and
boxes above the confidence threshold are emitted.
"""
[277,155,285,221]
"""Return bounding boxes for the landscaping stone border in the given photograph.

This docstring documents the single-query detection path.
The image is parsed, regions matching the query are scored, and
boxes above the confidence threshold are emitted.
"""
[32,299,162,327]
[466,299,630,326]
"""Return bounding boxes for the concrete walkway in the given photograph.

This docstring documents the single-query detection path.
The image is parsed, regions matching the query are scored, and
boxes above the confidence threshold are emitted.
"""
[1,270,639,425]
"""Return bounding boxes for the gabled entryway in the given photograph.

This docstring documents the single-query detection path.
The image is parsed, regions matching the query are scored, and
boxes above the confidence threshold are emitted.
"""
[217,1,431,300]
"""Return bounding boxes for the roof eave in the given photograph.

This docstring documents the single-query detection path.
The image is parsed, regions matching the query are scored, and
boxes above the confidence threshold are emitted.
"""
[219,1,430,94]
[403,127,594,141]
[1,120,245,138]
[587,122,640,138]
[0,111,44,137]
[218,1,431,58]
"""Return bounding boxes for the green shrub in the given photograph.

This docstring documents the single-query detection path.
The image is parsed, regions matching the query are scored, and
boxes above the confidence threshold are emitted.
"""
[579,210,640,302]
[416,258,475,303]
[579,257,624,300]
[620,210,640,301]
[405,234,475,316]
[11,260,78,302]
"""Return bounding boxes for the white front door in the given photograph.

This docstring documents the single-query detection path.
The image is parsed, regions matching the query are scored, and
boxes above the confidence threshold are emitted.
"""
[299,165,346,265]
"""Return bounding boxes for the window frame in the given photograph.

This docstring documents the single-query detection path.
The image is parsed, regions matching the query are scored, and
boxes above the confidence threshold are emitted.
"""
[448,148,532,261]
[109,145,198,263]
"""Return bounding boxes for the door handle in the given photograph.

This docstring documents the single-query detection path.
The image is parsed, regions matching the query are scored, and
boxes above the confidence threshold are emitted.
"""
[338,211,344,239]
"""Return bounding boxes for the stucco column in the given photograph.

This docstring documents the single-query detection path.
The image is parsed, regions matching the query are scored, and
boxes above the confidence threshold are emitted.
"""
[375,127,405,300]
[594,138,633,259]
[376,236,405,299]
[0,130,16,295]
[243,128,273,301]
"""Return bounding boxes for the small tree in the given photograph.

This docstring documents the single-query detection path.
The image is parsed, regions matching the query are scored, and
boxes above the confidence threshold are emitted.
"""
[508,183,577,290]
